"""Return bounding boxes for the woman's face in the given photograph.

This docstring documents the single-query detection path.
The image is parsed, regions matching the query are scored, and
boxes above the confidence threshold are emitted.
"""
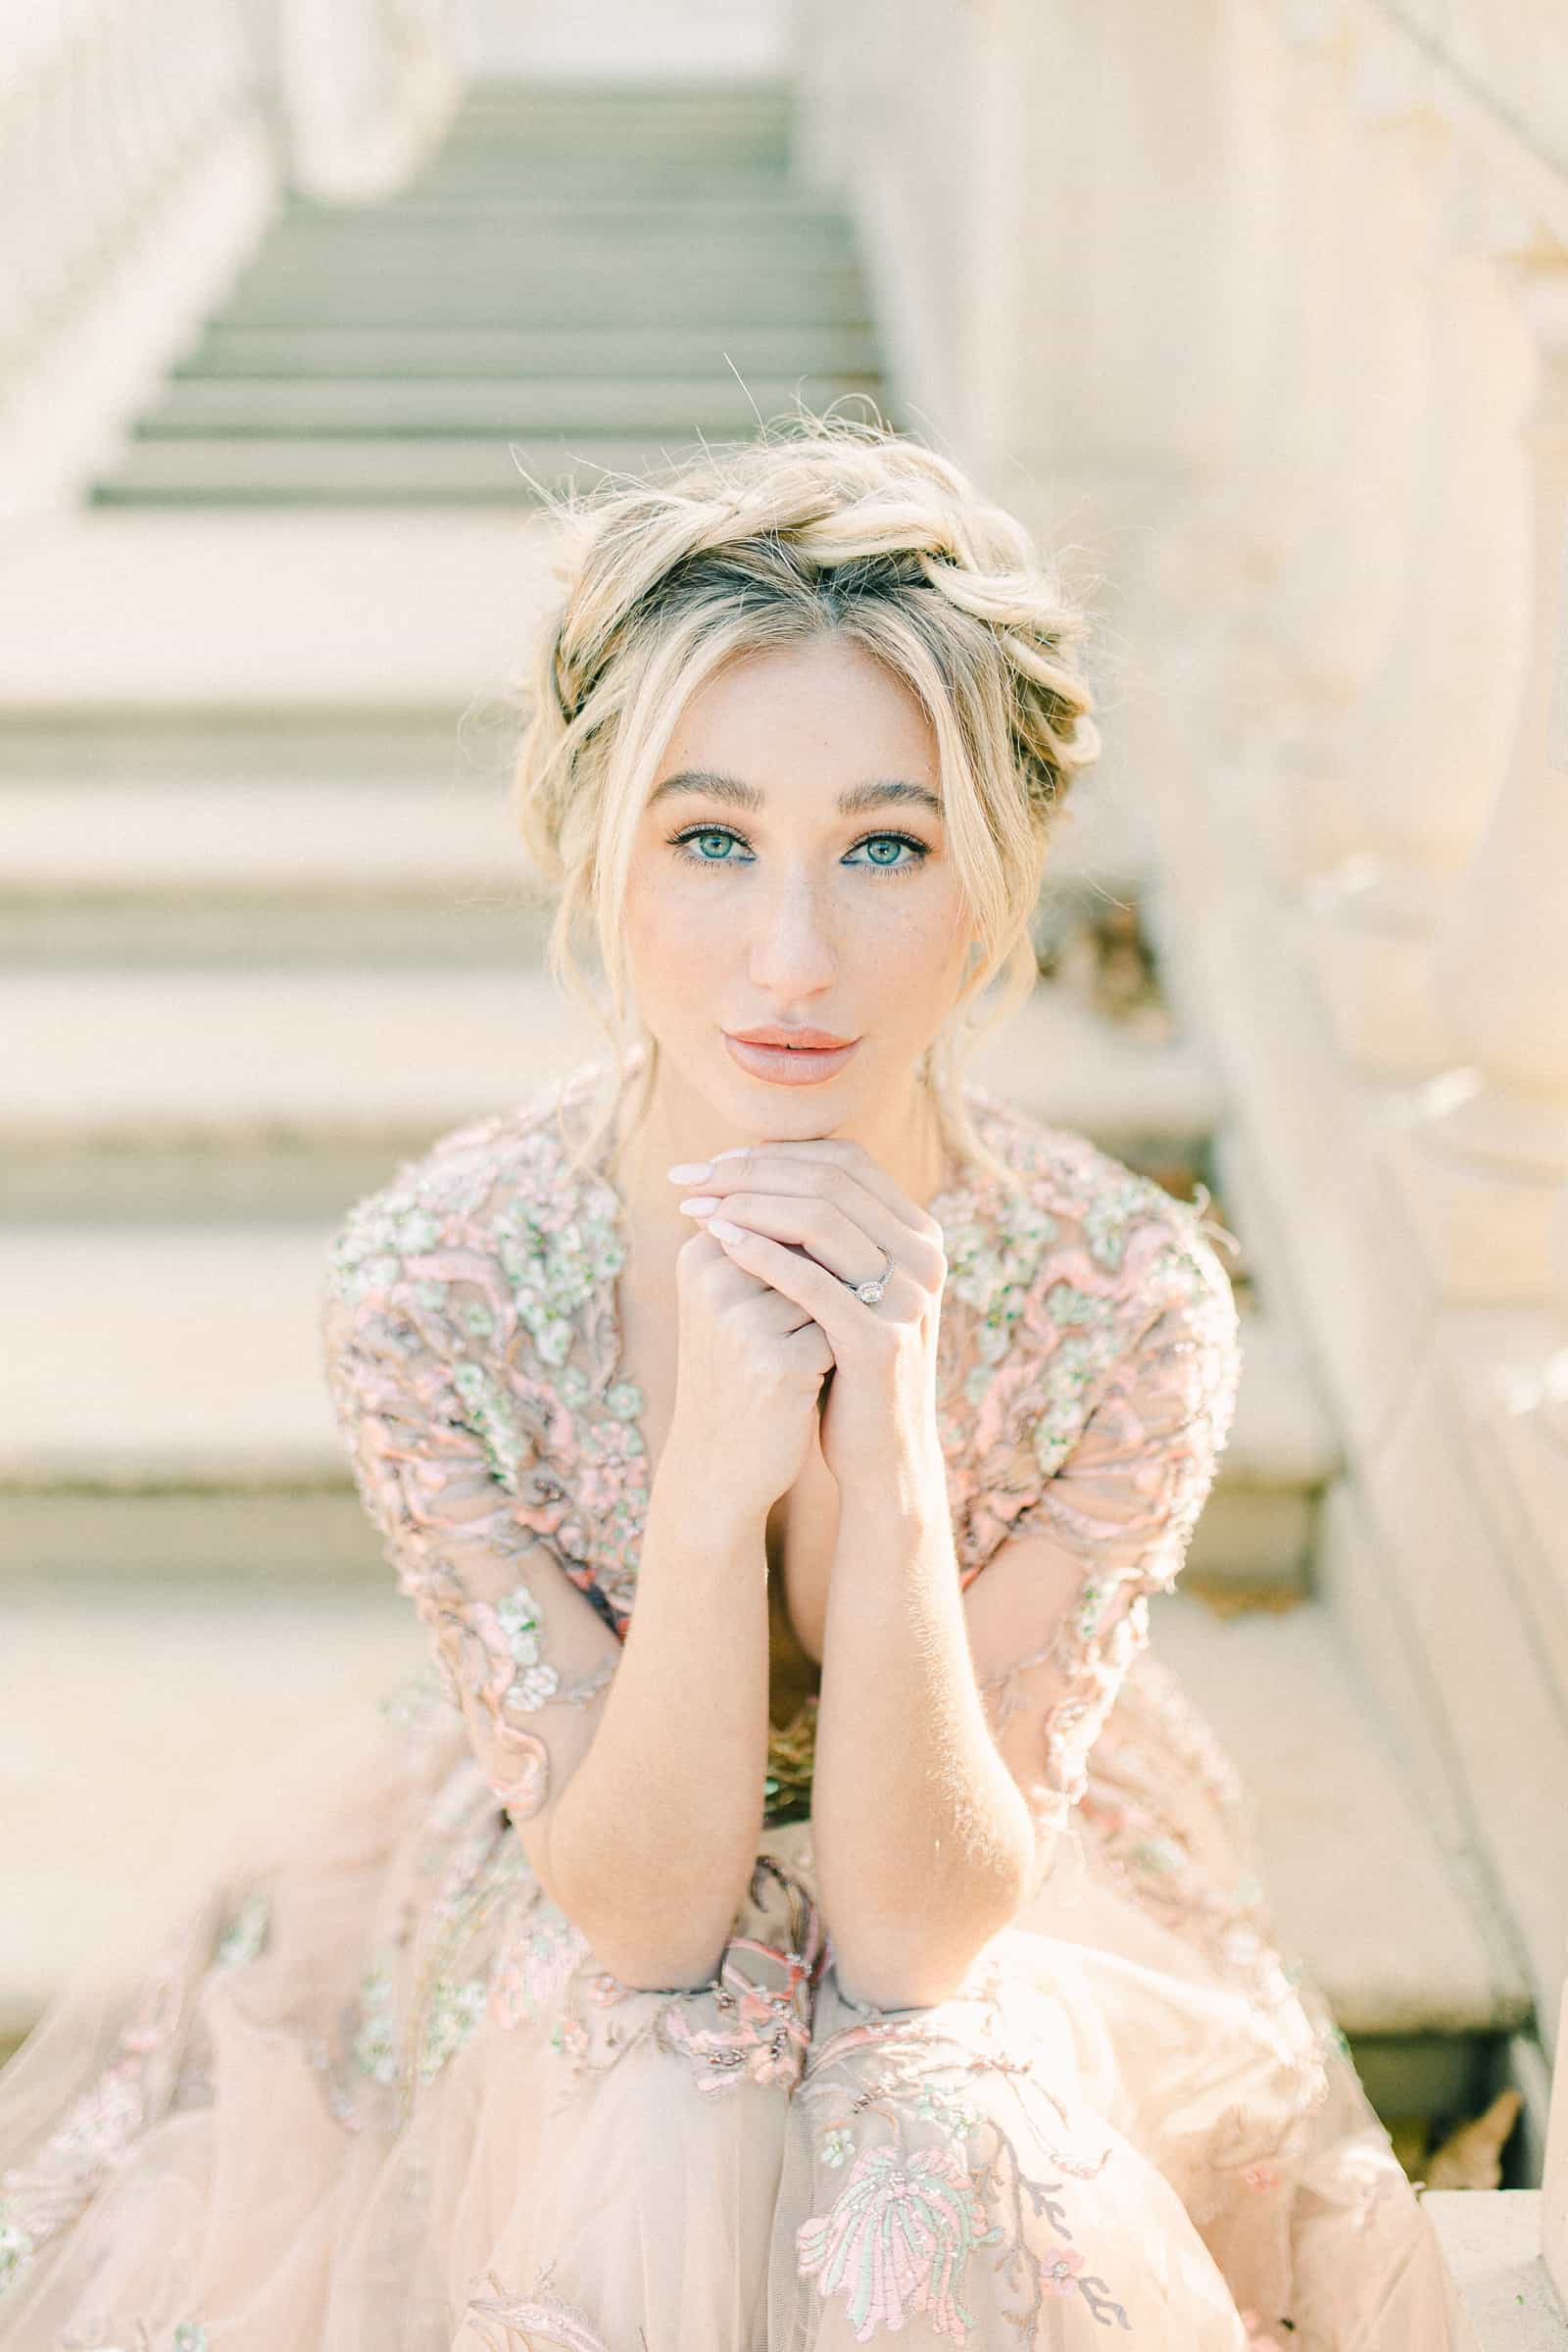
[622,631,978,1139]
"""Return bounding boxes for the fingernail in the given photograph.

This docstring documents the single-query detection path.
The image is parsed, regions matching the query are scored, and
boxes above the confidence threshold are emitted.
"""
[711,1146,751,1160]
[667,1160,711,1183]
[678,1196,720,1214]
[709,1217,747,1241]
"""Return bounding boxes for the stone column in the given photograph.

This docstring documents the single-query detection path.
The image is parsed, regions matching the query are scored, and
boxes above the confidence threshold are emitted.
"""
[270,0,458,200]
[1262,31,1452,815]
[1388,254,1568,1302]
[1300,177,1536,1076]
[1222,4,1358,725]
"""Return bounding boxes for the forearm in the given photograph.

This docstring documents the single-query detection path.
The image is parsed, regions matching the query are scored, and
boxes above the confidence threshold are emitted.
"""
[543,1446,769,1991]
[812,1469,1036,2009]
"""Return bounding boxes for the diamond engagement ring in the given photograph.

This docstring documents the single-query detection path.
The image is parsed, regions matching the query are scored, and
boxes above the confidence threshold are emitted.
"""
[844,1243,895,1305]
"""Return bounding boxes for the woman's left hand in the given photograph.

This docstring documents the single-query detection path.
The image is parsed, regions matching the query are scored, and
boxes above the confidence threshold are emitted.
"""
[672,1139,950,1502]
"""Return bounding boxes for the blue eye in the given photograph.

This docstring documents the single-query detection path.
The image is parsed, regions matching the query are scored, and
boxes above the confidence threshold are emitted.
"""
[667,825,928,876]
[674,826,747,865]
[846,837,930,874]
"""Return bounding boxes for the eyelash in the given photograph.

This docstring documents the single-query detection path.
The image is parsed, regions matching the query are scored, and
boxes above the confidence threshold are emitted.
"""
[665,823,930,878]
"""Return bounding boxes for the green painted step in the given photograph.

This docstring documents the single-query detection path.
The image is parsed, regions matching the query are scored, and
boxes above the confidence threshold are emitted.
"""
[140,376,876,436]
[411,160,789,196]
[176,323,881,378]
[222,259,868,318]
[347,196,850,230]
[91,436,752,504]
[267,194,846,227]
[212,275,871,328]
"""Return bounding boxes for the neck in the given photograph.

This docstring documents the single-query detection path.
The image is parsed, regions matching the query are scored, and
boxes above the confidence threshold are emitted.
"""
[602,1043,956,1267]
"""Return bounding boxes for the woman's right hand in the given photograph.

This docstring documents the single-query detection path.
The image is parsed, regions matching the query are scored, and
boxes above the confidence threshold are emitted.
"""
[664,1228,836,1517]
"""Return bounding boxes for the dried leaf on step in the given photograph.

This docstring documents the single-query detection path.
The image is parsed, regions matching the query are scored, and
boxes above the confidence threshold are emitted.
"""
[1422,2087,1522,2190]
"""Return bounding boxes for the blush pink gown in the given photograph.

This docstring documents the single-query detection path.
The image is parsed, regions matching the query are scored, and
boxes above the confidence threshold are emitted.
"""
[0,1050,1471,2350]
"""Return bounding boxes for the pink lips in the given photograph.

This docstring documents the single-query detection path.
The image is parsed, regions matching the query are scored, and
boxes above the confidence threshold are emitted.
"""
[730,1025,855,1049]
[722,1031,861,1086]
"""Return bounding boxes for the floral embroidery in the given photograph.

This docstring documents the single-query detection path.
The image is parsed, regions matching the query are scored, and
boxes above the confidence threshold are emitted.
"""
[349,1795,540,2128]
[461,2262,611,2351]
[0,2205,28,2296]
[351,1956,399,2084]
[795,2142,1002,2343]
[795,1990,1130,2342]
[452,1359,531,1489]
[60,2321,209,2351]
[213,1887,270,1970]
[527,1857,827,2106]
[490,1916,589,2032]
[0,1959,186,2305]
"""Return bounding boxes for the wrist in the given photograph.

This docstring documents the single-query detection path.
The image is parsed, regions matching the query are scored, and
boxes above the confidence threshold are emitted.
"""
[650,1435,769,1547]
[833,1439,949,1528]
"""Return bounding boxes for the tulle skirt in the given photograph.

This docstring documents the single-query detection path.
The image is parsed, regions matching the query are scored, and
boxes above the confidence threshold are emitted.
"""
[0,1652,1473,2351]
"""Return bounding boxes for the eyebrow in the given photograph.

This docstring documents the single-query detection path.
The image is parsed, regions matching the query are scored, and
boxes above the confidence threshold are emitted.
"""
[647,767,944,821]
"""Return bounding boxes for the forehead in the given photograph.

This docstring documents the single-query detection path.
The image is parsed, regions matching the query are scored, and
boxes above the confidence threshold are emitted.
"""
[657,636,940,791]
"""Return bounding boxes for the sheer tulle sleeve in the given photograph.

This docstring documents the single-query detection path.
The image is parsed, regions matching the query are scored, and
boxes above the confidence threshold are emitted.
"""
[318,1200,621,1843]
[962,1216,1242,1895]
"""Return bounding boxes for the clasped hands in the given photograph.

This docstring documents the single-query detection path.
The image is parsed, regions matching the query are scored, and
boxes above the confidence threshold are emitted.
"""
[668,1136,949,1496]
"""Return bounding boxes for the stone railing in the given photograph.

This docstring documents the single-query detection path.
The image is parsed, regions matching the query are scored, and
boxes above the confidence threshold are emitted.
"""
[248,0,458,201]
[0,0,458,517]
[795,0,1568,2228]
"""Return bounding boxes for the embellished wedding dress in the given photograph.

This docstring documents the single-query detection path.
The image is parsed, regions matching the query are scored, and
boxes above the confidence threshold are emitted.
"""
[0,1050,1469,2350]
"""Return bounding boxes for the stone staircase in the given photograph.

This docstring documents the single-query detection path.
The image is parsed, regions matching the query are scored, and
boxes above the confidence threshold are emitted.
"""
[92,83,882,506]
[0,80,1534,2177]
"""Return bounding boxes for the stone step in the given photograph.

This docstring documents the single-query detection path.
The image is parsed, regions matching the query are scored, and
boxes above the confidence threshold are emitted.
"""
[0,966,1224,1212]
[0,1185,1329,1596]
[1422,2194,1567,2348]
[434,100,791,142]
[0,757,1145,969]
[141,375,876,438]
[178,322,882,379]
[0,515,564,708]
[441,80,792,118]
[90,435,725,506]
[404,163,795,200]
[270,199,853,244]
[209,270,870,330]
[0,1586,1530,2119]
[322,196,850,233]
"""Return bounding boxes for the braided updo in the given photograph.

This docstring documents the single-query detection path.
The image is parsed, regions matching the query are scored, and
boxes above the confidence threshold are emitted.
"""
[511,412,1101,1190]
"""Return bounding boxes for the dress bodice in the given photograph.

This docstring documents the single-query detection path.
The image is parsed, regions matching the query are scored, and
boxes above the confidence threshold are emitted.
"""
[318,1050,1243,1856]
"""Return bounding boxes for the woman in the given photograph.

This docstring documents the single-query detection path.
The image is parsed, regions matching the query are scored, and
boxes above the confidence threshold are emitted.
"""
[0,421,1467,2349]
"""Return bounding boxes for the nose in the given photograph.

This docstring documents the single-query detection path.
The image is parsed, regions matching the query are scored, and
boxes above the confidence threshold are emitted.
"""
[747,861,839,1000]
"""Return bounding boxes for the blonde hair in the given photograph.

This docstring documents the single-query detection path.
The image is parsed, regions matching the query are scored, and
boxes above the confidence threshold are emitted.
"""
[510,413,1101,1195]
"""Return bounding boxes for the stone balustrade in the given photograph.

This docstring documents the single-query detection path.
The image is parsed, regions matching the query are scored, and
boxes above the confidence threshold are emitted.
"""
[0,0,457,516]
[795,0,1568,2235]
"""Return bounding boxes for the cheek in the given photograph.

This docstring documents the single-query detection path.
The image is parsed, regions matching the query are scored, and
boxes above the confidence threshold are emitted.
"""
[623,865,734,973]
[860,887,970,979]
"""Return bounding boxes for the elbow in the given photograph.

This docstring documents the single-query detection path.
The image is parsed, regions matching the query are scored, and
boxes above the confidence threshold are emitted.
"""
[830,1851,1035,2014]
[570,1921,728,1996]
[538,1837,739,1996]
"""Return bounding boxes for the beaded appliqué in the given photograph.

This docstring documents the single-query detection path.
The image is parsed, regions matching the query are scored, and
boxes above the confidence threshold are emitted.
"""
[795,1976,1130,2343]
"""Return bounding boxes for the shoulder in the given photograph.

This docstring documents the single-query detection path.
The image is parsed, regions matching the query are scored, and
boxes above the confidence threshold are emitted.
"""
[949,1084,1241,1473]
[956,1081,1239,1332]
[319,1056,620,1341]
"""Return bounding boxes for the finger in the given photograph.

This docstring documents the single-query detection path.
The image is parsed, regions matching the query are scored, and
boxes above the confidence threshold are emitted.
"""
[705,1219,906,1345]
[785,1321,836,1380]
[676,1153,940,1278]
[683,1187,942,1296]
[680,1229,818,1335]
[704,1137,944,1240]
